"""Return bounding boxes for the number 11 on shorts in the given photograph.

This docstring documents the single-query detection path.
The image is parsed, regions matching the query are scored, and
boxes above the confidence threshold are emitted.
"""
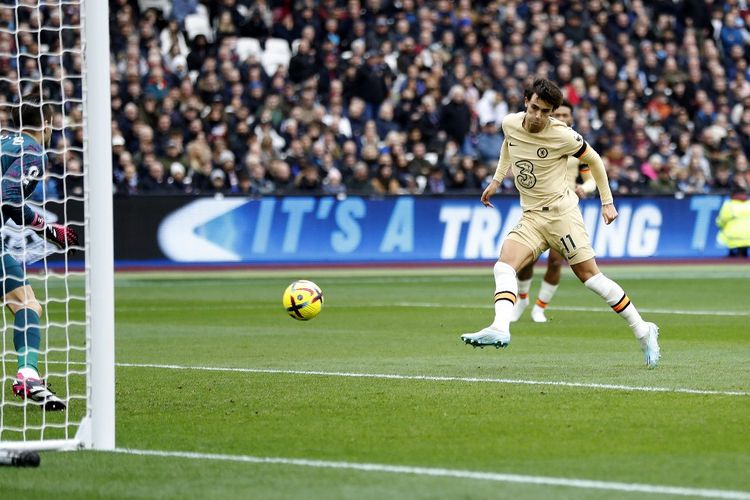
[560,234,577,253]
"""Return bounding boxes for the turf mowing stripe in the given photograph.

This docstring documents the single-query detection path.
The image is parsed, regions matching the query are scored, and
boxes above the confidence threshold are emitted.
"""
[111,303,750,317]
[388,303,750,317]
[115,362,750,397]
[112,448,750,499]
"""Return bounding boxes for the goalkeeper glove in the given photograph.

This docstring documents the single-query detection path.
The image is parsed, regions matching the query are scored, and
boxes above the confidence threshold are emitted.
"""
[30,214,79,254]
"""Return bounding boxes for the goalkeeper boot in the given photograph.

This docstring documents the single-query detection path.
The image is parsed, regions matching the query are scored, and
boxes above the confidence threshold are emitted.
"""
[638,322,661,369]
[461,327,511,349]
[510,297,529,322]
[12,374,66,411]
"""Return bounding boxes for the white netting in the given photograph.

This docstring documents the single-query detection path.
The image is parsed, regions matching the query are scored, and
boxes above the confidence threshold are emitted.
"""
[0,0,87,448]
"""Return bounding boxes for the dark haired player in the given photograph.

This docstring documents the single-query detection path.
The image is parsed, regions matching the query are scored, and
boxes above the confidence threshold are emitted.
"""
[2,96,79,409]
[460,79,660,368]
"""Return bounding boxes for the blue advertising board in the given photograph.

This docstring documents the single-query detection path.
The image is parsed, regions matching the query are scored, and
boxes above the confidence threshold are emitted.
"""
[152,195,729,263]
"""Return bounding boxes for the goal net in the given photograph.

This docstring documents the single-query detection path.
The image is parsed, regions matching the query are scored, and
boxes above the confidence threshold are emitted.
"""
[0,0,113,452]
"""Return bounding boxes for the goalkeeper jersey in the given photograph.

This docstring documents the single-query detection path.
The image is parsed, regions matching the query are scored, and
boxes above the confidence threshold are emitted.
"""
[0,132,46,228]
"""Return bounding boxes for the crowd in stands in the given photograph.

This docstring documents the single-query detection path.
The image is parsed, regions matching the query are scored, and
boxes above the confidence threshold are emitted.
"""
[6,0,750,199]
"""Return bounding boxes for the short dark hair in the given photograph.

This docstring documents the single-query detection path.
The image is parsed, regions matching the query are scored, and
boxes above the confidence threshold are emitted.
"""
[524,78,563,110]
[11,93,53,130]
[559,99,573,110]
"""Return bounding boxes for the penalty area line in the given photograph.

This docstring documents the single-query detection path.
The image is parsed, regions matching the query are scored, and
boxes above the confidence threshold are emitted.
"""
[112,448,750,499]
[115,362,750,397]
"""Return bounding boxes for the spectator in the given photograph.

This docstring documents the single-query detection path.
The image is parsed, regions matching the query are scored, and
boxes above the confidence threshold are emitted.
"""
[649,165,677,194]
[322,168,347,196]
[269,160,294,193]
[473,120,504,165]
[713,166,734,192]
[94,0,750,198]
[294,164,323,193]
[371,163,401,195]
[716,185,750,257]
[209,169,228,194]
[288,39,317,84]
[140,159,172,192]
[248,161,275,196]
[346,162,374,195]
[64,157,84,198]
[351,51,391,120]
[168,162,192,193]
[424,166,447,194]
[440,86,472,148]
[116,163,140,196]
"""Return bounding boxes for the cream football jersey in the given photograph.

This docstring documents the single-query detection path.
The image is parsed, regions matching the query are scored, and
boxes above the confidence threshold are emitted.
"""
[494,112,588,212]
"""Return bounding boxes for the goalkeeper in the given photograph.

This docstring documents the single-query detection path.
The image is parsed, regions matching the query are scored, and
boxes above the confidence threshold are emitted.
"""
[2,95,78,411]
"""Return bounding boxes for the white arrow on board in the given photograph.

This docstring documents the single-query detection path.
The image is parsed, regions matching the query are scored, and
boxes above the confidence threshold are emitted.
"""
[157,198,250,262]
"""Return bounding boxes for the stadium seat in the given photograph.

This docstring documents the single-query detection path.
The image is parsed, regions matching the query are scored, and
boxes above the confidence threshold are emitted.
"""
[185,13,213,43]
[262,38,291,76]
[138,0,171,17]
[291,38,301,56]
[235,38,262,63]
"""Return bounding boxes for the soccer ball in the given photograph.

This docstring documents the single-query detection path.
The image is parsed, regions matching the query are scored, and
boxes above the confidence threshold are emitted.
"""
[282,280,324,321]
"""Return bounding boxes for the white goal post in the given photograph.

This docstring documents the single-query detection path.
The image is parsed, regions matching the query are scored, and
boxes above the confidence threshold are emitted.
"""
[0,0,114,452]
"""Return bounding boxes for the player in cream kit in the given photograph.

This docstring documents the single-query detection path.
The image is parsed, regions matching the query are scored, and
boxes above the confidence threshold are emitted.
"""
[511,100,596,323]
[460,79,660,368]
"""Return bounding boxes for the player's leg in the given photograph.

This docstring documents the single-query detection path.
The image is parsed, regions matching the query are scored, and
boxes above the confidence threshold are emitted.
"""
[548,208,659,367]
[570,258,660,368]
[462,214,544,348]
[531,249,564,323]
[3,255,65,410]
[511,262,534,322]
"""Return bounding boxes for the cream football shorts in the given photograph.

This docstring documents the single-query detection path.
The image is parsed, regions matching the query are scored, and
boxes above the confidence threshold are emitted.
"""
[506,206,595,265]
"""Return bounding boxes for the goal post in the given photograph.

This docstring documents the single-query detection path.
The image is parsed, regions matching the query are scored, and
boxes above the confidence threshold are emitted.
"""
[84,0,115,451]
[0,0,114,452]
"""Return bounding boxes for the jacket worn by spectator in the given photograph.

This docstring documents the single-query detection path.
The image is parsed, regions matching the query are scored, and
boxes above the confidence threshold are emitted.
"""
[716,189,750,255]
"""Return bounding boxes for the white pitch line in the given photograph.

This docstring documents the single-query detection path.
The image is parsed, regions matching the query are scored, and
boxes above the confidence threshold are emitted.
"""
[113,448,750,499]
[116,362,750,397]
[387,302,750,317]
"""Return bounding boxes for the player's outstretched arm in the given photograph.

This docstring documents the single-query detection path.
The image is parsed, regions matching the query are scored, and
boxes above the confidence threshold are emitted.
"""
[484,137,511,208]
[1,158,79,253]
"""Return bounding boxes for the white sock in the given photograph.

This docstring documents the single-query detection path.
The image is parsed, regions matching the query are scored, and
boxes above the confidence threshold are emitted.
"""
[517,278,532,301]
[584,273,647,338]
[490,261,518,332]
[18,367,40,380]
[535,280,559,309]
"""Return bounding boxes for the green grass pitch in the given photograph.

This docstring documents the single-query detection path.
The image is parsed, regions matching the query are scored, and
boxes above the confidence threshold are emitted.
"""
[1,264,749,499]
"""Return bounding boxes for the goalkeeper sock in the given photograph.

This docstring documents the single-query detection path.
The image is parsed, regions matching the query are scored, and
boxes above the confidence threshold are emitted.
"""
[490,261,517,332]
[584,273,647,338]
[14,308,41,374]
